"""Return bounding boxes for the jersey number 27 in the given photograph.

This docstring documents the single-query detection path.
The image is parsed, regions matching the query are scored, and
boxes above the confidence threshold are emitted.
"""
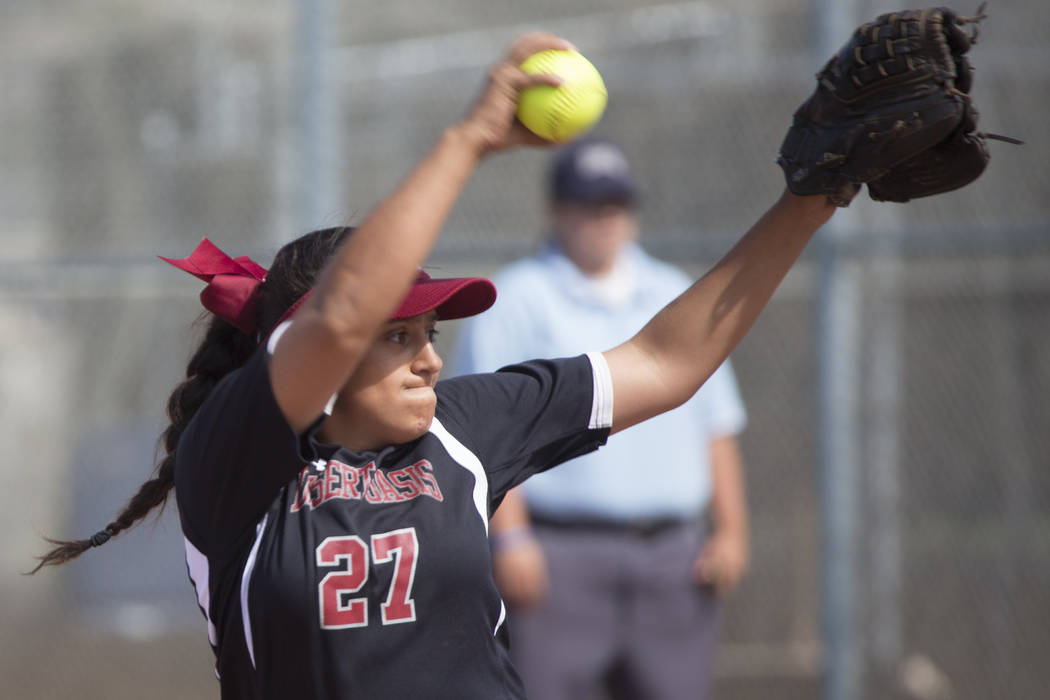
[315,527,418,629]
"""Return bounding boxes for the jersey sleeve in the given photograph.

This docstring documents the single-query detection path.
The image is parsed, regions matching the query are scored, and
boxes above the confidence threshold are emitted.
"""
[174,344,314,556]
[434,353,613,505]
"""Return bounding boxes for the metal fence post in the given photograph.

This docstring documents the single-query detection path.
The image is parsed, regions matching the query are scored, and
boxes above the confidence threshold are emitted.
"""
[296,0,338,232]
[813,1,862,699]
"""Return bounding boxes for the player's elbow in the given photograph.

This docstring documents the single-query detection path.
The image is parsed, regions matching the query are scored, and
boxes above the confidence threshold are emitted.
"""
[298,292,379,357]
[608,342,700,433]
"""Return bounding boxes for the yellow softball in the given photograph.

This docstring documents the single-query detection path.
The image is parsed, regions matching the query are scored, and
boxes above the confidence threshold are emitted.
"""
[516,49,608,143]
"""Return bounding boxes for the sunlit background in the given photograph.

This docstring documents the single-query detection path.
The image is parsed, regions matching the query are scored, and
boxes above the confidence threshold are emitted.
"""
[1,1,1047,699]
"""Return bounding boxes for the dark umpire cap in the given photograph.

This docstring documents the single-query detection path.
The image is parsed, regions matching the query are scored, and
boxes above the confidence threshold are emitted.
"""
[549,138,638,206]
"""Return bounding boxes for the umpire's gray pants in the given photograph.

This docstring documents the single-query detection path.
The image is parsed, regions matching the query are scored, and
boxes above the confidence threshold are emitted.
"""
[506,522,720,700]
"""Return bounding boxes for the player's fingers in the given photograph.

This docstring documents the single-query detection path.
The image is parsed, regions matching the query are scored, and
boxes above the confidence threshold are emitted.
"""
[461,35,577,154]
[485,62,560,101]
[510,128,559,149]
[521,72,563,89]
[504,31,576,65]
[465,71,559,151]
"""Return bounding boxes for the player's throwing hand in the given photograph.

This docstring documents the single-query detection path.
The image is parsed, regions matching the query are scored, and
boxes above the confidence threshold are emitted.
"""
[457,32,576,155]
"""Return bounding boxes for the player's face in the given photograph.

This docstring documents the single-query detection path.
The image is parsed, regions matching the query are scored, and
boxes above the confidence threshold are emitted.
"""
[552,200,637,276]
[325,312,443,451]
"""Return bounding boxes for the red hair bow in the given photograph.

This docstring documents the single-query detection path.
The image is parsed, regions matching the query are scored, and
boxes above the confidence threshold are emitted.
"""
[160,238,268,335]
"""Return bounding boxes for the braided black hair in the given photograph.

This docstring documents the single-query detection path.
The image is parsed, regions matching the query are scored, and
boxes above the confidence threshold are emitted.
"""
[27,227,352,573]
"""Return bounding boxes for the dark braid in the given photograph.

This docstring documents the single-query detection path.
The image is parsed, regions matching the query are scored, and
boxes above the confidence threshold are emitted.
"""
[27,226,352,574]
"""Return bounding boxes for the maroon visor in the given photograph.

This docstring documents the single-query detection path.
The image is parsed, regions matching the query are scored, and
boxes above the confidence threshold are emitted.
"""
[393,269,496,320]
[276,269,496,330]
[162,238,496,335]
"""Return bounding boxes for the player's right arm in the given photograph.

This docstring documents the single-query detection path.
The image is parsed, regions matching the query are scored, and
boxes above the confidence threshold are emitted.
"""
[268,33,571,434]
[603,189,834,434]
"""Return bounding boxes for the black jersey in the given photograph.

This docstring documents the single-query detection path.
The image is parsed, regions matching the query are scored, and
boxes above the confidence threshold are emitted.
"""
[173,342,612,699]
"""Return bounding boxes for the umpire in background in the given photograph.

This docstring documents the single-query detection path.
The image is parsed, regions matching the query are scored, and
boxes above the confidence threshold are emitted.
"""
[452,137,751,700]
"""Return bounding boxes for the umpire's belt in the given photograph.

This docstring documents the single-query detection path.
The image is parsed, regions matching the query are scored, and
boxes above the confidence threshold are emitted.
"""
[531,513,692,538]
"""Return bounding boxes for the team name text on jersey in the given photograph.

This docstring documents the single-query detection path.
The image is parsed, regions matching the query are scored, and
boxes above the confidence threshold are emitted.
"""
[291,459,444,512]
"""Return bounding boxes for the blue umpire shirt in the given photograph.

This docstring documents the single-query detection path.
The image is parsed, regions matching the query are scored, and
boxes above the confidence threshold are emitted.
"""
[451,241,747,522]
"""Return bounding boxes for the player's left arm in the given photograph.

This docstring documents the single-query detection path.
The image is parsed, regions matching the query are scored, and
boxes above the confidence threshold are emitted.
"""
[602,189,833,433]
[693,434,750,592]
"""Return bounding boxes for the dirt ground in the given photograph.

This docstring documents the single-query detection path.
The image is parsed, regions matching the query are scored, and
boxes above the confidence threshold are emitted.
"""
[2,614,218,700]
[1,613,821,700]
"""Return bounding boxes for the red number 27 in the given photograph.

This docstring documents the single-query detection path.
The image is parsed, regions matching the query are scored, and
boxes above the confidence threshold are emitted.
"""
[315,527,419,629]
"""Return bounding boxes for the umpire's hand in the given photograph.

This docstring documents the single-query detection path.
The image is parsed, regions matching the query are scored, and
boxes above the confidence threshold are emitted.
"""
[693,527,750,595]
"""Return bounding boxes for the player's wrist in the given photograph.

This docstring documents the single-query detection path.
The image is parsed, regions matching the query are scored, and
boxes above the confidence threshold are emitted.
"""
[779,188,836,226]
[489,525,537,554]
[442,124,489,163]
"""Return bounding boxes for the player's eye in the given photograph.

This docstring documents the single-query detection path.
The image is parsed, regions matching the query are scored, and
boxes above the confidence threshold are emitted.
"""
[387,329,408,345]
[426,328,440,343]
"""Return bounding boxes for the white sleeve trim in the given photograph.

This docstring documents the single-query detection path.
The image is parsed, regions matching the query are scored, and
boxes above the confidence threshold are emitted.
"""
[240,513,269,669]
[427,417,508,636]
[266,320,292,355]
[585,351,614,430]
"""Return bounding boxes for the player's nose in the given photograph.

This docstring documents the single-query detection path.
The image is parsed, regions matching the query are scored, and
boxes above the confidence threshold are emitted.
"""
[413,337,443,377]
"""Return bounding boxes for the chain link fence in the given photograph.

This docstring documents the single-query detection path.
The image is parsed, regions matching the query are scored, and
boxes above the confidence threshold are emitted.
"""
[1,1,1047,698]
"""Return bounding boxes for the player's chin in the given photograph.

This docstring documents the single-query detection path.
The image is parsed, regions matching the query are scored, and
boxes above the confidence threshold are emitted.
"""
[401,391,437,434]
